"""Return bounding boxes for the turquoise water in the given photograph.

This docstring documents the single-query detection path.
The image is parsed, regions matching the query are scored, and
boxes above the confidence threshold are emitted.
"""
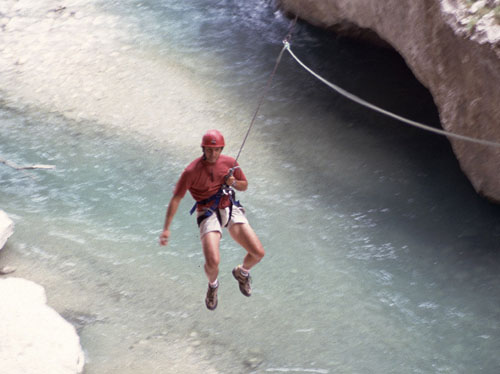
[1,1,500,373]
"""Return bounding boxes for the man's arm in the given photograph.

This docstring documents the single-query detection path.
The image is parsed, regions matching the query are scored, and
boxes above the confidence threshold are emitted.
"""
[225,175,248,191]
[225,166,248,191]
[159,194,183,246]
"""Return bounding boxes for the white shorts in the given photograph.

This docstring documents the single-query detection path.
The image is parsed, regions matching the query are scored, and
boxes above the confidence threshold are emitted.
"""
[197,205,248,238]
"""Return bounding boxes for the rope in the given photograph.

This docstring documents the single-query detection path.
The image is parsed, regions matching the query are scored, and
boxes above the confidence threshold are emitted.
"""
[283,41,500,148]
[234,14,299,164]
[233,44,286,163]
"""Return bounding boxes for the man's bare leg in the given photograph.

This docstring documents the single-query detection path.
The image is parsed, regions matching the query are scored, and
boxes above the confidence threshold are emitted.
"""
[229,223,265,297]
[201,231,221,310]
[201,231,221,283]
[229,223,265,270]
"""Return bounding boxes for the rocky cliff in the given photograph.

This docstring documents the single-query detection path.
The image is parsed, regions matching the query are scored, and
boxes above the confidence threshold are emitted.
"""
[278,0,500,202]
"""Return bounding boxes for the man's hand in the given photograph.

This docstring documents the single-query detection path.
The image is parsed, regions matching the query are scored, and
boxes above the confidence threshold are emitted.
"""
[225,174,236,186]
[159,229,170,246]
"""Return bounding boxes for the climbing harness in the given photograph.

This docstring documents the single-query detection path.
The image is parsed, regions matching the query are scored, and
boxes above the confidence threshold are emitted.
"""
[189,165,242,227]
[189,184,242,227]
[283,41,500,148]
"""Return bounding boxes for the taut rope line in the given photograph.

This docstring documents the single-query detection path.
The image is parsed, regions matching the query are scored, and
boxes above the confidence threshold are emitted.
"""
[233,45,287,164]
[233,15,299,165]
[283,41,500,149]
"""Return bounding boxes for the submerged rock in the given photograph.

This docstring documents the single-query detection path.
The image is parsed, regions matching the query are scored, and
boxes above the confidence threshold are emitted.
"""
[0,277,85,374]
[0,266,16,275]
[278,0,500,202]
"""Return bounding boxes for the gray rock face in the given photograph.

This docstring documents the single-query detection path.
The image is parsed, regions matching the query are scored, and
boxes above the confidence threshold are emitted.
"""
[278,0,500,202]
[0,277,85,374]
[0,210,14,250]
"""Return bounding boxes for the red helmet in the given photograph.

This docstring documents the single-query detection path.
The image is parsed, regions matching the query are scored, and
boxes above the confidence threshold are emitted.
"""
[201,129,225,147]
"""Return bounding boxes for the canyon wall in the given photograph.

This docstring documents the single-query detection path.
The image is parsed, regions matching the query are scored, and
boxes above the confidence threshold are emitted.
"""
[278,0,500,202]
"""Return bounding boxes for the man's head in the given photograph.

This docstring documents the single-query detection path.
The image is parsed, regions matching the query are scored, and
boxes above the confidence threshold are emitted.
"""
[201,129,225,163]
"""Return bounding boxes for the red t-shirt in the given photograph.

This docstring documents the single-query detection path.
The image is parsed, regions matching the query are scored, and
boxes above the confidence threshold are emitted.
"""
[173,154,246,210]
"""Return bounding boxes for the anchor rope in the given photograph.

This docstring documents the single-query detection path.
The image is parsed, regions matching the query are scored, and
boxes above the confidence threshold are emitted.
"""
[283,41,500,148]
[233,15,299,165]
[233,44,287,164]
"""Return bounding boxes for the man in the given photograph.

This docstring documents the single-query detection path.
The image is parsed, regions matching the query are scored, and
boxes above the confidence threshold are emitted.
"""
[159,129,265,310]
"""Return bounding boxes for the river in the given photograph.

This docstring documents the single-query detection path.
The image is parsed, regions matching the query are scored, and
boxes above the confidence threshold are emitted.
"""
[1,0,499,373]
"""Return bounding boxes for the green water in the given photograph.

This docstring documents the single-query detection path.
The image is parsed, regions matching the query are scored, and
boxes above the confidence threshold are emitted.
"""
[1,1,500,373]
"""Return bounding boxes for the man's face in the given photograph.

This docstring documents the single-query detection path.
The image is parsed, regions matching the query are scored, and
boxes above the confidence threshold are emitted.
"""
[203,147,223,163]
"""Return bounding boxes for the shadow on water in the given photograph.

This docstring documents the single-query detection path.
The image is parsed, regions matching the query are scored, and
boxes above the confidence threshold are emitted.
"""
[243,20,500,299]
[256,26,500,368]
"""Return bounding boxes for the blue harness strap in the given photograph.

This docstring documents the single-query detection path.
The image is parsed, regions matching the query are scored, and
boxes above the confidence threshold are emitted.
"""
[190,186,242,227]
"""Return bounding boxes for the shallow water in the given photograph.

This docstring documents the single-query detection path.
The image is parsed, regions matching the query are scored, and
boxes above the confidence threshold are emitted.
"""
[1,1,500,373]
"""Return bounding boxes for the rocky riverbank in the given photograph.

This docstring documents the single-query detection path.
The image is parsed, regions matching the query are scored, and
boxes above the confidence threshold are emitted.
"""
[0,210,85,374]
[278,0,500,202]
[0,210,14,250]
[0,278,85,374]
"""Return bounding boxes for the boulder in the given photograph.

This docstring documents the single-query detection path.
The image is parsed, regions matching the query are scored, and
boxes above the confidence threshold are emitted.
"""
[278,0,500,202]
[0,210,14,250]
[0,277,85,374]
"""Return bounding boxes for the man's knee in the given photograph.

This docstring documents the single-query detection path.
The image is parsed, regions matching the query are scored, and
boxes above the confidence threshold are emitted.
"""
[205,253,220,269]
[202,232,221,268]
[205,257,219,270]
[254,244,265,261]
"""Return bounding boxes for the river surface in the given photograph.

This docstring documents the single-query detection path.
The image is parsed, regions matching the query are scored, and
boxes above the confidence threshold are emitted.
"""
[1,1,500,373]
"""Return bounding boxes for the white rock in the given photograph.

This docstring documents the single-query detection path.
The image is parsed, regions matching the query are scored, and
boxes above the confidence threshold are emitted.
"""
[470,0,487,14]
[0,277,85,374]
[0,266,16,275]
[0,210,14,250]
